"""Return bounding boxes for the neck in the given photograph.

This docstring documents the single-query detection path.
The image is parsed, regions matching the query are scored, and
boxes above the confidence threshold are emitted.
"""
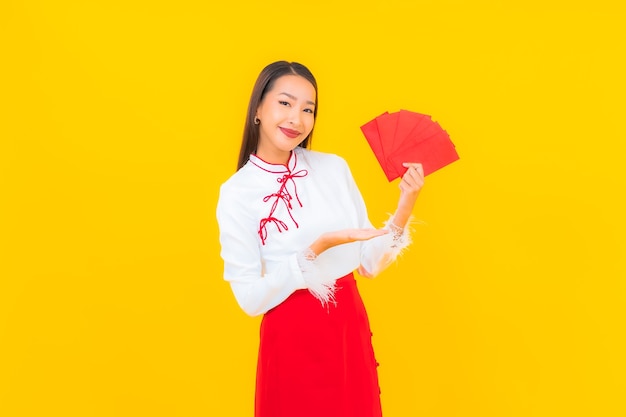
[255,149,293,167]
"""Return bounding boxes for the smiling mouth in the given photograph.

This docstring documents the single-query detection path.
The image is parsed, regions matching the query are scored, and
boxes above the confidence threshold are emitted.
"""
[279,127,301,138]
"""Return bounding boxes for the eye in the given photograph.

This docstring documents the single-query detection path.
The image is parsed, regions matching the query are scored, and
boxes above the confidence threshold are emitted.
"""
[304,108,314,114]
[279,100,290,106]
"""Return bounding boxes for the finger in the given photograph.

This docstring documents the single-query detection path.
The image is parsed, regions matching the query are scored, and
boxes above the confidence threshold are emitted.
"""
[402,162,423,170]
[405,163,424,177]
[406,164,425,182]
[364,229,389,241]
[400,164,421,180]
[401,167,420,185]
[363,228,388,237]
[400,168,424,191]
[401,177,421,192]
[348,228,388,242]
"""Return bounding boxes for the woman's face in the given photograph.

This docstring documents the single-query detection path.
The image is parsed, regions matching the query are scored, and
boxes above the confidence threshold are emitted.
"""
[255,75,316,165]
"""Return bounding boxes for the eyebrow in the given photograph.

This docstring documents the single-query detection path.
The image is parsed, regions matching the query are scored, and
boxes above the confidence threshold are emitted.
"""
[279,92,316,106]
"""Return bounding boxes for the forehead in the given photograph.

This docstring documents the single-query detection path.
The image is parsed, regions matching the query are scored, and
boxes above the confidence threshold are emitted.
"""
[269,75,316,102]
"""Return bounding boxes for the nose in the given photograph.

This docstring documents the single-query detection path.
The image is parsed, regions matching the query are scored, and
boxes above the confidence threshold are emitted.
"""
[288,108,302,127]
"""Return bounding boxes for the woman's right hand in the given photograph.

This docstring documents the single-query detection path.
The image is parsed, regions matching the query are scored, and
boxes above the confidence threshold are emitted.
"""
[308,228,389,258]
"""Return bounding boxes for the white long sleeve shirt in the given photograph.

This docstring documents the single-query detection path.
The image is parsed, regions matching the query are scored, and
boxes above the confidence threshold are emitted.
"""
[216,147,410,316]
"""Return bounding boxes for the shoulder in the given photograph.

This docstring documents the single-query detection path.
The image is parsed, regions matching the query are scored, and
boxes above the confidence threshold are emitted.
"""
[217,164,261,208]
[219,165,248,191]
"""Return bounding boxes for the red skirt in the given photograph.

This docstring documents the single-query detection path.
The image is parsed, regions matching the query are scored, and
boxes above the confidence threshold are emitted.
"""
[255,273,383,417]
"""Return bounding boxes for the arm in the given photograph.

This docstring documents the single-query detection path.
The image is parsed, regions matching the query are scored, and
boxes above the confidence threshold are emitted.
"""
[217,184,380,315]
[388,163,424,229]
[358,163,425,277]
[304,159,424,277]
[217,186,311,316]
[308,228,389,257]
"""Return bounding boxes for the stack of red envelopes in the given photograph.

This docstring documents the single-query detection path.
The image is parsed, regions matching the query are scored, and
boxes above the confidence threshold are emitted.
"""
[360,110,459,181]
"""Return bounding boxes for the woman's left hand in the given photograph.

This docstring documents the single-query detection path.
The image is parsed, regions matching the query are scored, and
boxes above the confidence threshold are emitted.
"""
[399,162,425,200]
[390,162,425,229]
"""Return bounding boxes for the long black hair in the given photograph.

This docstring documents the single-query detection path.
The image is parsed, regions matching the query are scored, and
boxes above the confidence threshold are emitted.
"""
[237,61,318,170]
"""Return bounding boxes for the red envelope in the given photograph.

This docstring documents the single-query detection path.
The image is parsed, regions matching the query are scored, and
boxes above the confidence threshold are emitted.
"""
[373,112,401,178]
[387,130,459,177]
[360,110,459,181]
[396,110,431,146]
[359,111,389,177]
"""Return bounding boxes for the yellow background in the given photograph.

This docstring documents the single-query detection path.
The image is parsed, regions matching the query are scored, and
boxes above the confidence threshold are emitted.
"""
[2,0,625,416]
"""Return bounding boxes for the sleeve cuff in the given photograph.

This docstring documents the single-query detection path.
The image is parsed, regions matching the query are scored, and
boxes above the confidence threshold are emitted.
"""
[295,249,337,307]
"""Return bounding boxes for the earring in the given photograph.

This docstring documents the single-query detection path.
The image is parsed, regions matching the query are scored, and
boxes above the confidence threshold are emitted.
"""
[254,117,260,125]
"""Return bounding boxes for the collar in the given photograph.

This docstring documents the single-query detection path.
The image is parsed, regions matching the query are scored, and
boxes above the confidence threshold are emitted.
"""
[249,148,299,173]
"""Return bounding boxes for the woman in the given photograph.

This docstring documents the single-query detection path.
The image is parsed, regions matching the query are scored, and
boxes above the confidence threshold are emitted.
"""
[216,61,424,417]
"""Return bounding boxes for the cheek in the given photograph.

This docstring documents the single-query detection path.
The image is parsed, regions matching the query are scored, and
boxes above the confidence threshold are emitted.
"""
[306,116,316,131]
[261,103,280,119]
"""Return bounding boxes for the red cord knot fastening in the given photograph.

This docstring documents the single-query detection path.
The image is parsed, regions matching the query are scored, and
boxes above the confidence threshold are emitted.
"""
[256,165,308,245]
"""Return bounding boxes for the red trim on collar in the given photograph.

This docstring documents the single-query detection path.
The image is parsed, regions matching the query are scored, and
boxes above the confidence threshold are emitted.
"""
[249,150,298,173]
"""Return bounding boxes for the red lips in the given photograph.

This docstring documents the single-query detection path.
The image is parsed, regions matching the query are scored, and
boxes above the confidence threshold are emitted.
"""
[279,127,301,139]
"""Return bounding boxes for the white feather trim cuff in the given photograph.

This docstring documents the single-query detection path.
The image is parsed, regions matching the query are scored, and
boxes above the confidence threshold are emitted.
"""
[383,215,414,253]
[296,249,337,307]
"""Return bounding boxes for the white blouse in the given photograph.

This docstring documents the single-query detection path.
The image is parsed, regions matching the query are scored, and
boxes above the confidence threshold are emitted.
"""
[216,147,410,316]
